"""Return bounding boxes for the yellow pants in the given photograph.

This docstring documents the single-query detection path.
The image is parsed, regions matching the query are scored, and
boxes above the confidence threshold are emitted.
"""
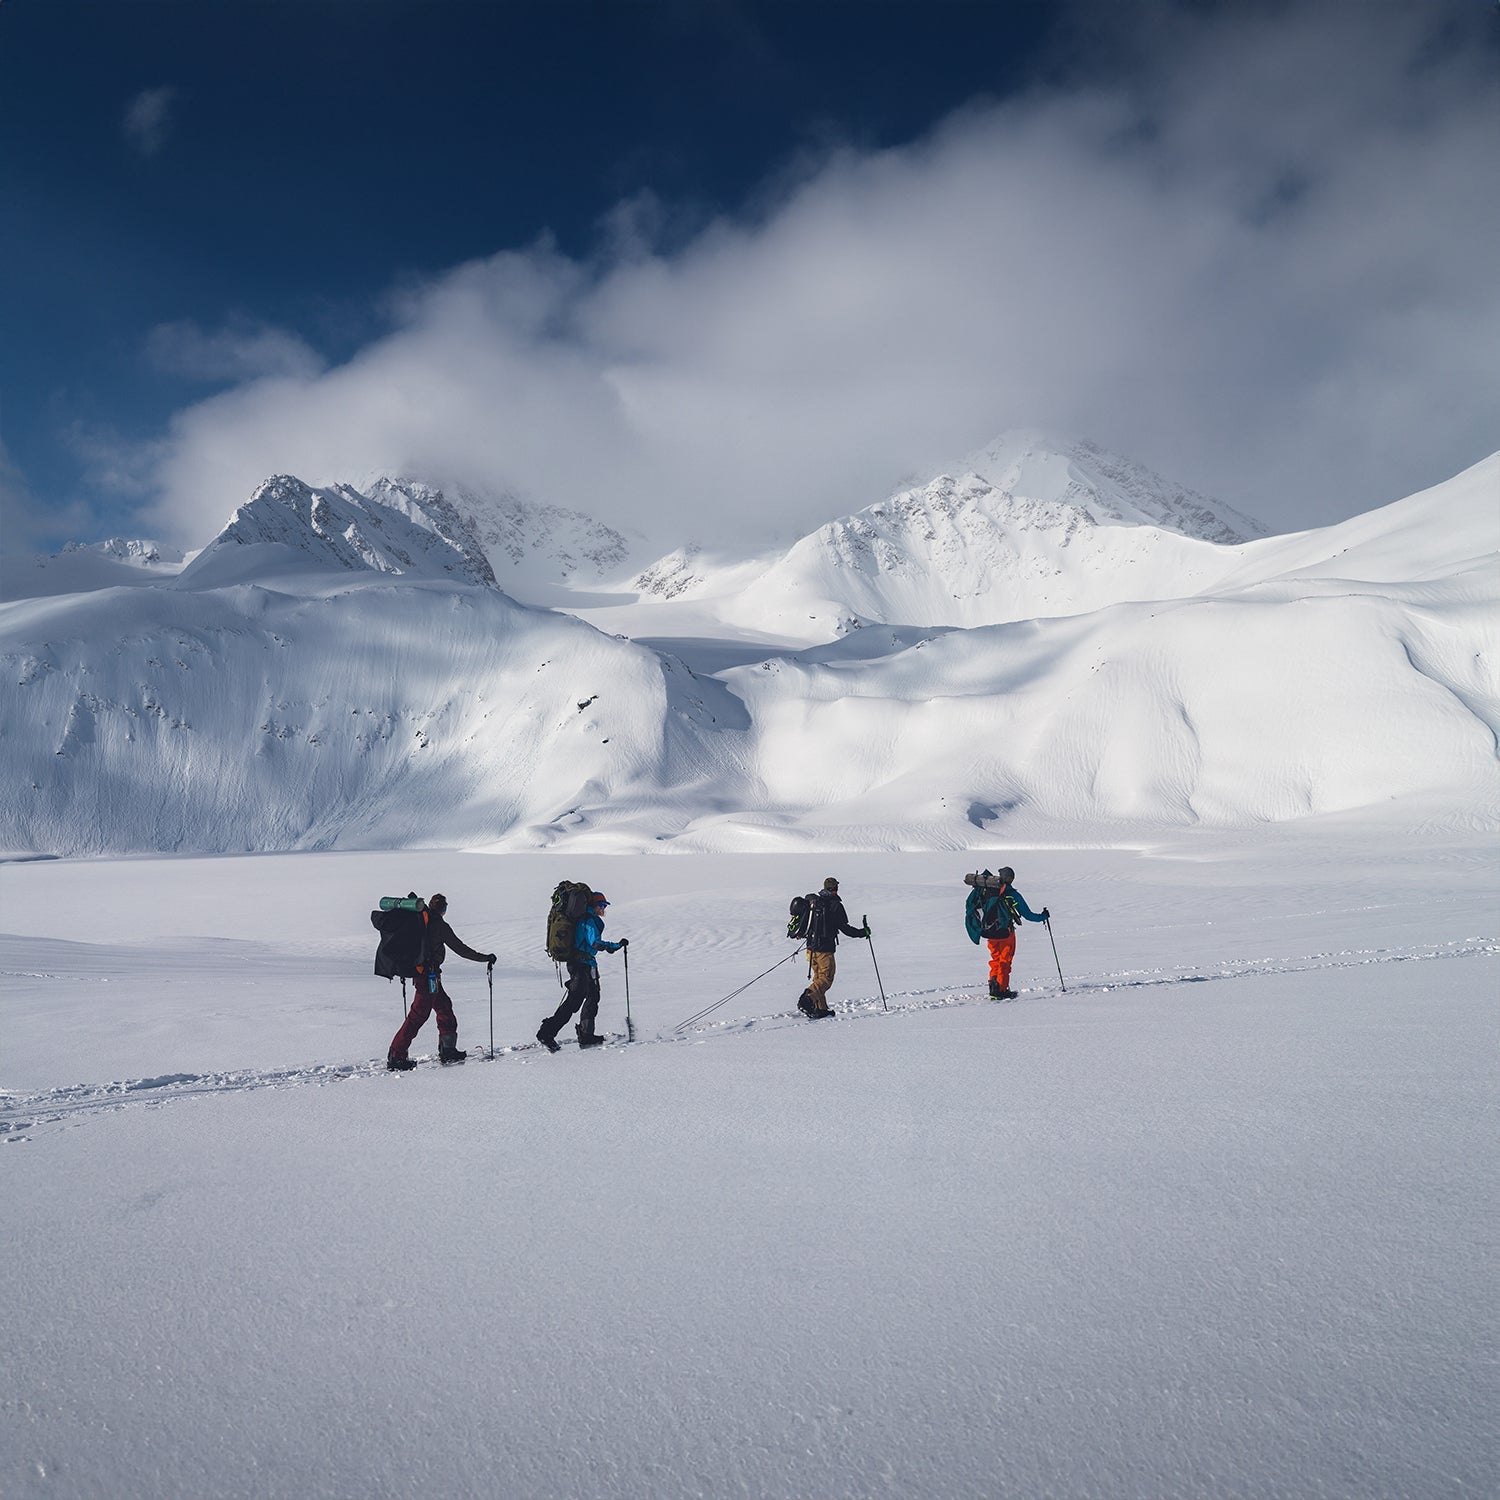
[805,950,836,1006]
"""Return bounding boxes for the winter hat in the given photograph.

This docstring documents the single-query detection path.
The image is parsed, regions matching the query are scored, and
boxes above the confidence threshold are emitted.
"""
[428,893,448,911]
[995,868,1014,885]
[590,892,609,907]
[823,877,839,890]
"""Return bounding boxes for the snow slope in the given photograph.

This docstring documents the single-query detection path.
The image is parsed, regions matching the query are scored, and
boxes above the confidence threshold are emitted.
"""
[3,838,1497,1499]
[2,447,1496,855]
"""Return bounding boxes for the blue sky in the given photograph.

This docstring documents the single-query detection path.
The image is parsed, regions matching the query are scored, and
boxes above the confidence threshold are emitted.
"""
[2,1,1497,552]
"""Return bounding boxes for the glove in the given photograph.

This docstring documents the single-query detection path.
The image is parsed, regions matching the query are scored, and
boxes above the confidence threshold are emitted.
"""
[619,937,629,949]
[486,953,497,965]
[1040,909,1050,922]
[861,926,871,939]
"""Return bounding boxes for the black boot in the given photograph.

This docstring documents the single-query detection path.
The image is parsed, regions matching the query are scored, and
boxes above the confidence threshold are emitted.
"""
[387,1054,417,1072]
[535,1027,560,1054]
[810,1003,834,1019]
[576,1028,605,1049]
[988,978,1002,1000]
[797,991,815,1016]
[438,1038,467,1064]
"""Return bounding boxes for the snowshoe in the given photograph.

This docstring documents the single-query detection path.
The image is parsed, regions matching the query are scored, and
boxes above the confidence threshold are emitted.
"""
[387,1054,417,1072]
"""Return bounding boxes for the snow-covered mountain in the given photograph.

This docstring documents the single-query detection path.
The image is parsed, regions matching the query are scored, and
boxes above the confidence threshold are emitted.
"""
[177,474,498,591]
[2,445,1495,854]
[0,536,187,602]
[627,432,1276,641]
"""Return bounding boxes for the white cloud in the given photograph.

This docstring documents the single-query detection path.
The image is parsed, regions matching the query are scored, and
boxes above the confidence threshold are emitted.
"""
[138,3,1499,548]
[123,86,176,157]
[145,319,326,384]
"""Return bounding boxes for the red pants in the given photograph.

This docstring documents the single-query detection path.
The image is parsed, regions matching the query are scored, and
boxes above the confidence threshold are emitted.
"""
[987,933,1016,991]
[389,970,458,1059]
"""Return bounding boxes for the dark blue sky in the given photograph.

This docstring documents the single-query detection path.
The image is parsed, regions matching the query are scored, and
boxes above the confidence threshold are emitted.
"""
[3,1,1495,550]
[2,0,1064,539]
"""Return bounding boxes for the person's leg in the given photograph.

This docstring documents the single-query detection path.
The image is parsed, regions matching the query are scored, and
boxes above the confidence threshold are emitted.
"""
[988,933,1017,996]
[432,977,464,1059]
[807,952,836,1013]
[390,983,435,1059]
[576,966,602,1042]
[539,961,588,1043]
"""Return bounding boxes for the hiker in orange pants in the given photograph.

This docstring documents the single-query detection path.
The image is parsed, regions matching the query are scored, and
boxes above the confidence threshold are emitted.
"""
[965,867,1049,999]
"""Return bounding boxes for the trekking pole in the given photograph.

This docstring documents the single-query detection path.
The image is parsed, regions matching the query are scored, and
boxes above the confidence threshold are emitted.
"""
[487,960,495,1058]
[675,946,806,1033]
[1044,916,1067,993]
[864,915,888,1011]
[623,944,634,1042]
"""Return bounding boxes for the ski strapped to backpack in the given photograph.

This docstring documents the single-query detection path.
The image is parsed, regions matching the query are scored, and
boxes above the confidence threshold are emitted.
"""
[546,880,595,963]
[786,893,816,941]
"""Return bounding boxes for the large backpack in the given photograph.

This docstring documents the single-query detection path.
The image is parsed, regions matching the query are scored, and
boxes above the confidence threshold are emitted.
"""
[371,892,428,980]
[546,880,594,961]
[788,890,835,946]
[964,869,1016,944]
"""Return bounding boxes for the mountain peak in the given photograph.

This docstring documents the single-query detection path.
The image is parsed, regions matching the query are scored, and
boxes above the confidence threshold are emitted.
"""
[176,475,497,590]
[959,431,1268,544]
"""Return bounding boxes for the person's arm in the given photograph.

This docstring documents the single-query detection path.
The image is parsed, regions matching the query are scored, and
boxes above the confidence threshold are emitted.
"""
[834,899,867,939]
[1010,889,1049,923]
[442,921,494,963]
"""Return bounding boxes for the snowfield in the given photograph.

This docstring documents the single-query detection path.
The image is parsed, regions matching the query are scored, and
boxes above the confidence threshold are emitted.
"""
[3,836,1497,1499]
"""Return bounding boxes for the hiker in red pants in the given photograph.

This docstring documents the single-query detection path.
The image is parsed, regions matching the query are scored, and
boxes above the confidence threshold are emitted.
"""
[387,894,495,1069]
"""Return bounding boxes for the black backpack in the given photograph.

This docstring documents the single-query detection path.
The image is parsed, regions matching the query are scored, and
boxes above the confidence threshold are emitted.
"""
[787,893,816,940]
[787,891,833,945]
[371,892,428,980]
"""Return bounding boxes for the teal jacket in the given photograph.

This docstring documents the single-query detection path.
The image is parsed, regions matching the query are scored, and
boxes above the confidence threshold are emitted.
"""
[574,911,622,967]
[965,886,1045,945]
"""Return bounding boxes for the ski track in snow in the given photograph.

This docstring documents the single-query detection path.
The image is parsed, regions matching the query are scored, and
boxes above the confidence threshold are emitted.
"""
[4,935,1493,1141]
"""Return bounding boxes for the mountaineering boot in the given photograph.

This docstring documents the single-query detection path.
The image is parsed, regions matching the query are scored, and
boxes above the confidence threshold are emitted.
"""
[439,1043,467,1064]
[575,1028,605,1049]
[988,978,1003,1000]
[535,1027,560,1054]
[387,1053,417,1072]
[997,989,1018,1001]
[797,990,816,1016]
[810,1004,835,1020]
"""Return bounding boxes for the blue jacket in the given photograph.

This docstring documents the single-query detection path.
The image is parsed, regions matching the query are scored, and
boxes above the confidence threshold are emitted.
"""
[574,911,621,967]
[965,885,1045,945]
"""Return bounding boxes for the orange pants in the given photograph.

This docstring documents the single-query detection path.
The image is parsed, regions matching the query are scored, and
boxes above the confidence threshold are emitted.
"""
[987,933,1016,991]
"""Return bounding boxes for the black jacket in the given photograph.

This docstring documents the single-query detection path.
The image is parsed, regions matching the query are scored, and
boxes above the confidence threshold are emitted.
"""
[806,891,864,954]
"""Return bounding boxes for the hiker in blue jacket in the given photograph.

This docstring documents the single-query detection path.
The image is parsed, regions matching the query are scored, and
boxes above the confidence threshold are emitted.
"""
[536,891,627,1051]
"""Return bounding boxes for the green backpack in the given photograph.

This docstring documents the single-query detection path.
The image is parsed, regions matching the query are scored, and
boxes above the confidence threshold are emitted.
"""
[546,880,594,961]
